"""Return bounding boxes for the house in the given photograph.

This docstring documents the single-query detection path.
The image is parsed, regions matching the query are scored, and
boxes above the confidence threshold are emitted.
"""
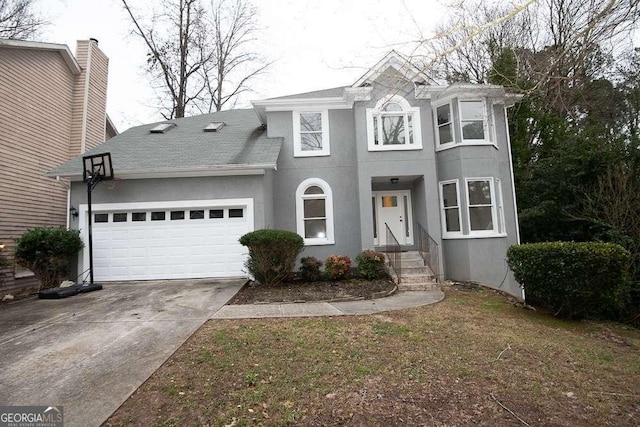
[49,52,523,298]
[0,38,115,295]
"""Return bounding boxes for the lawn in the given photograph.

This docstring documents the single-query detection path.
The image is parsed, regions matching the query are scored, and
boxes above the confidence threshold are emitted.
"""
[104,286,640,426]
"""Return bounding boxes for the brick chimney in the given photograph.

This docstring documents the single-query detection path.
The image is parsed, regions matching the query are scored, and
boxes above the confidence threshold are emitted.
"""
[69,39,109,157]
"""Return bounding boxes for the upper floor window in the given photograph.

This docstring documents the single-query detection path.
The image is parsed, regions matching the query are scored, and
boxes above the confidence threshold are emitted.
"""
[295,178,335,245]
[434,98,494,150]
[366,95,422,151]
[293,111,330,157]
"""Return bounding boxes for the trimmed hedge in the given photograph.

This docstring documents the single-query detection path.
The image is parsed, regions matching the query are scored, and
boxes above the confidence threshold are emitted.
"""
[506,242,631,319]
[239,229,304,286]
[14,227,84,290]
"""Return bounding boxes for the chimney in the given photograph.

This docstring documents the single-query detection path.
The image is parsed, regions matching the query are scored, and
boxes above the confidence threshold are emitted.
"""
[69,39,109,157]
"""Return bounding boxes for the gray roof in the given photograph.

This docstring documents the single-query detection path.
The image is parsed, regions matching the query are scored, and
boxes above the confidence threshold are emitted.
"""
[50,109,283,178]
[267,86,348,100]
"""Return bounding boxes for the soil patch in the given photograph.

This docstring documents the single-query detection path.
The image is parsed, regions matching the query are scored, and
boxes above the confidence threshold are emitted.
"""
[229,277,396,304]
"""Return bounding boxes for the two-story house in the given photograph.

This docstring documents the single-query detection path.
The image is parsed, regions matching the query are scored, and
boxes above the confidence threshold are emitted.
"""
[0,38,115,295]
[50,52,523,298]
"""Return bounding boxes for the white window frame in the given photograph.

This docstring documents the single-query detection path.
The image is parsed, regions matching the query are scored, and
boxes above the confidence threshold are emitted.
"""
[292,110,330,157]
[295,178,335,245]
[434,97,498,152]
[464,177,506,238]
[366,94,423,151]
[438,179,463,238]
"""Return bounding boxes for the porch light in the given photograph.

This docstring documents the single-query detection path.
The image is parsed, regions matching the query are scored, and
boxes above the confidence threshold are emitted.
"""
[69,206,78,218]
[390,177,399,184]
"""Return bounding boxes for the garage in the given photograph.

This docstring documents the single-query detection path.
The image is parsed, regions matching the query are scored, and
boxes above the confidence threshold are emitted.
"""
[80,199,253,281]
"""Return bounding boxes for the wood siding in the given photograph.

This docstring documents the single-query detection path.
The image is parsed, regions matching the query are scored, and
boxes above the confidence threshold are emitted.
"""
[0,41,109,294]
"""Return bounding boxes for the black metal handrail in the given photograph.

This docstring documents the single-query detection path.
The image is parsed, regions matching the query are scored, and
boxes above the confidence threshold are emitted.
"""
[384,223,401,284]
[416,222,440,281]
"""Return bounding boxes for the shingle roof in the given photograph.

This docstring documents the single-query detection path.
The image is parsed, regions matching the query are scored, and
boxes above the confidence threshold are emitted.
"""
[49,109,283,178]
[267,86,348,100]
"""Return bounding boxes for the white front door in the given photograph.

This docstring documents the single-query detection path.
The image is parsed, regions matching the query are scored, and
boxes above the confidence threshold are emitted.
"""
[373,190,413,246]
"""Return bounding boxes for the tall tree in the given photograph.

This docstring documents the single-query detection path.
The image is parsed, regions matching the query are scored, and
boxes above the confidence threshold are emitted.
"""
[0,0,45,39]
[121,0,267,119]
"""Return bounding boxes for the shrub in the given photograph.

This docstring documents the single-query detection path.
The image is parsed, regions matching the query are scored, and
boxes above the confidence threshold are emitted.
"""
[239,229,304,286]
[356,250,386,280]
[506,242,631,320]
[324,255,352,281]
[299,256,323,282]
[14,227,84,291]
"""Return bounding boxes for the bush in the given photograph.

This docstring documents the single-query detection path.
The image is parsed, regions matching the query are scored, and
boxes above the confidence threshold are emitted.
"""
[14,227,84,291]
[299,256,322,282]
[324,255,352,281]
[239,229,304,286]
[506,242,631,319]
[355,250,386,280]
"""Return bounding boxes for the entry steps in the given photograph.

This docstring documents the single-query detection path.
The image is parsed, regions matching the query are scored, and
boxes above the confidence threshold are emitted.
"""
[387,251,439,291]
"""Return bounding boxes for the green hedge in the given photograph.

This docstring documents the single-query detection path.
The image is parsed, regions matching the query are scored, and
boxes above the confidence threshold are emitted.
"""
[239,229,304,286]
[506,242,631,319]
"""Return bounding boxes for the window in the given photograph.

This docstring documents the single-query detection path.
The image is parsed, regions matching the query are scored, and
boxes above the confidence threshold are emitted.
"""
[439,180,462,236]
[465,178,507,237]
[190,210,205,219]
[113,213,127,223]
[94,213,108,223]
[132,212,146,222]
[171,211,185,220]
[229,209,244,218]
[151,211,166,221]
[366,95,422,151]
[459,100,486,141]
[209,209,223,219]
[293,111,330,157]
[436,104,453,146]
[295,178,335,245]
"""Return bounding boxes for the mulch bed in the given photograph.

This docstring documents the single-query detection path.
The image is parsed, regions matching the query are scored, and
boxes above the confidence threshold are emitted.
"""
[229,277,396,304]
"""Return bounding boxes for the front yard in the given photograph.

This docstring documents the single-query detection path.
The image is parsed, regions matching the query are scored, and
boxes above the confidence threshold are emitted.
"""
[104,286,640,426]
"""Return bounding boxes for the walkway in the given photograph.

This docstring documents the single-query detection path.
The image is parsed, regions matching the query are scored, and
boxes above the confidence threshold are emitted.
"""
[211,290,444,319]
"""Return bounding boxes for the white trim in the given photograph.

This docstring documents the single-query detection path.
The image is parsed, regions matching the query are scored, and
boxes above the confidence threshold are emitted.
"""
[295,178,335,246]
[292,110,330,157]
[435,141,498,152]
[372,190,414,245]
[78,198,254,280]
[366,94,423,151]
[0,39,81,74]
[433,101,454,148]
[458,99,490,144]
[432,97,499,151]
[438,179,463,239]
[504,106,521,245]
[442,233,507,240]
[53,164,273,181]
[352,51,434,88]
[66,185,71,229]
[464,177,501,238]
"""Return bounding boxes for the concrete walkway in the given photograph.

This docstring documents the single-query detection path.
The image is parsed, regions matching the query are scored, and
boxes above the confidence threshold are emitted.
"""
[212,289,445,319]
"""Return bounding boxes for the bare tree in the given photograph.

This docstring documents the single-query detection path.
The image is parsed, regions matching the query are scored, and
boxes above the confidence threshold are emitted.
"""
[0,0,45,39]
[121,0,267,119]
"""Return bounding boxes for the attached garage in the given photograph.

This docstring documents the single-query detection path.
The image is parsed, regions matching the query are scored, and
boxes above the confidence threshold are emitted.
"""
[79,199,254,281]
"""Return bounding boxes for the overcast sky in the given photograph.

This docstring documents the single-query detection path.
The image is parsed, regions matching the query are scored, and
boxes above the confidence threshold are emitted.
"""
[38,0,448,132]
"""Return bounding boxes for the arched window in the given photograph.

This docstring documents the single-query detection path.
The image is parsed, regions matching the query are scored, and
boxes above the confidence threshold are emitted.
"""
[366,95,422,151]
[295,178,335,245]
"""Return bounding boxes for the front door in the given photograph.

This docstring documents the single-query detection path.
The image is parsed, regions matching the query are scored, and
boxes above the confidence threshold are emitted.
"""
[373,190,413,246]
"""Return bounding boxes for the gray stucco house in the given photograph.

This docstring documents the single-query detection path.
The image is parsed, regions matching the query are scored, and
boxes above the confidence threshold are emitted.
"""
[50,52,523,298]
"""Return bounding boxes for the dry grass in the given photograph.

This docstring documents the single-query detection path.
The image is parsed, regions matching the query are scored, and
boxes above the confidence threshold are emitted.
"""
[104,286,640,426]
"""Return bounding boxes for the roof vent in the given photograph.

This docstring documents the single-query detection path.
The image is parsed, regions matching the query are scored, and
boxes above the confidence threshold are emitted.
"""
[150,123,176,134]
[204,122,225,132]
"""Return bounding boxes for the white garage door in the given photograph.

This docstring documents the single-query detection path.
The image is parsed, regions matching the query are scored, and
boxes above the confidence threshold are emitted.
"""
[87,200,252,281]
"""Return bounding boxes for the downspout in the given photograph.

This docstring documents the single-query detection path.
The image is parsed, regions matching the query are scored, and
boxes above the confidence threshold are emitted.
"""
[80,41,94,153]
[504,105,524,300]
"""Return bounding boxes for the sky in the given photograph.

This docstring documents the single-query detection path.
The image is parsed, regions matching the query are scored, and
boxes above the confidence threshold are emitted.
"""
[37,0,448,132]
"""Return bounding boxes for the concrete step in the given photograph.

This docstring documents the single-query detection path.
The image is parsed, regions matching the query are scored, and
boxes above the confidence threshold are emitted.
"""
[400,273,437,283]
[401,266,431,274]
[399,251,425,261]
[401,260,426,269]
[398,282,440,291]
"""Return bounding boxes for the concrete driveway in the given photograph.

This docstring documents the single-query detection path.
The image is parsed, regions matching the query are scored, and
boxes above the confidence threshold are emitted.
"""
[0,279,243,427]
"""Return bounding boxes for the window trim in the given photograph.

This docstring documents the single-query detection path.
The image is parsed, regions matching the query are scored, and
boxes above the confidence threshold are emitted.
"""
[438,179,463,238]
[366,94,423,151]
[292,110,330,157]
[464,177,506,238]
[435,102,455,148]
[295,178,335,246]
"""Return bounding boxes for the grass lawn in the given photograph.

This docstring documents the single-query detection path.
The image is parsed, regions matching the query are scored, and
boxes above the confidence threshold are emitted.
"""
[104,286,640,426]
